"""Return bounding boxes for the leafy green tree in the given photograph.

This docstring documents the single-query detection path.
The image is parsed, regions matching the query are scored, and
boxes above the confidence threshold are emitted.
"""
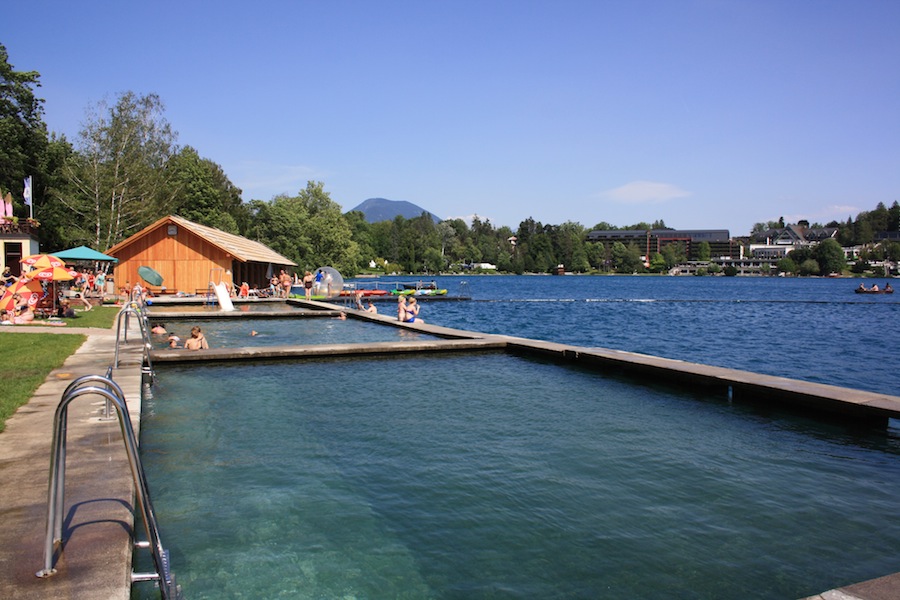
[246,196,309,265]
[584,242,607,272]
[58,91,179,250]
[885,242,900,262]
[777,257,797,275]
[293,181,360,275]
[813,238,846,275]
[697,241,711,261]
[0,43,47,210]
[168,146,245,233]
[344,210,375,269]
[369,220,398,264]
[33,134,77,249]
[552,221,588,272]
[661,243,685,269]
[436,221,459,258]
[648,252,667,273]
[888,201,900,231]
[423,247,445,273]
[799,259,820,276]
[611,242,644,273]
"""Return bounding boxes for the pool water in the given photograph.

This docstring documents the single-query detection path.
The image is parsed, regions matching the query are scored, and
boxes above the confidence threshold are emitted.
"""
[137,353,900,599]
[148,317,436,350]
[148,301,300,313]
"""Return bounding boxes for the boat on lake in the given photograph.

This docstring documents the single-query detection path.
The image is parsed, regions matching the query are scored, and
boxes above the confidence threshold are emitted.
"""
[854,284,894,294]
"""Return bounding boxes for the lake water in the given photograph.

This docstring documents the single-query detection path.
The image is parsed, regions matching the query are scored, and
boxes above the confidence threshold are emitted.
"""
[135,275,900,599]
[398,275,900,394]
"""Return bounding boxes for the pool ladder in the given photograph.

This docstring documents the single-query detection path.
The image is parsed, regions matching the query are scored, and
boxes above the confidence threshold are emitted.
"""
[114,299,155,384]
[36,371,182,599]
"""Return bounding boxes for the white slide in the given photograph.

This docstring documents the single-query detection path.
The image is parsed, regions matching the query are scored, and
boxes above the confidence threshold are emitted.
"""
[211,281,236,311]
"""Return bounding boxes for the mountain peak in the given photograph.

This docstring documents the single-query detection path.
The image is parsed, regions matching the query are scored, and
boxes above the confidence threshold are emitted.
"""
[348,198,442,224]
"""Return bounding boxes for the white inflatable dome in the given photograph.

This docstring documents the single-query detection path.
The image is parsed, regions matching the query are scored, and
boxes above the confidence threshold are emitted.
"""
[313,266,343,298]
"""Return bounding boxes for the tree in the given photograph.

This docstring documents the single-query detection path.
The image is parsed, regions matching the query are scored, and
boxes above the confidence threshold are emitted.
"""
[777,257,797,275]
[59,91,179,250]
[344,210,376,268]
[888,201,900,232]
[648,252,667,273]
[292,181,360,275]
[0,43,48,207]
[167,146,245,233]
[697,241,711,261]
[661,243,685,269]
[799,259,820,276]
[611,241,644,273]
[246,196,309,266]
[814,238,846,275]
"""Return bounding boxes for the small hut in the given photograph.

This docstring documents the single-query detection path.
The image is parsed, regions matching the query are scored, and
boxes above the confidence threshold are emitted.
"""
[106,215,297,294]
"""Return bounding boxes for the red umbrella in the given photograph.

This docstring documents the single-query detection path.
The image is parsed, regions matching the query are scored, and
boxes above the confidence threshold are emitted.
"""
[0,278,43,312]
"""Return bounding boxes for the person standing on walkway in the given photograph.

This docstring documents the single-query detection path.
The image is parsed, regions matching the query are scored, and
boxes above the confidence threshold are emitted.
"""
[303,271,314,300]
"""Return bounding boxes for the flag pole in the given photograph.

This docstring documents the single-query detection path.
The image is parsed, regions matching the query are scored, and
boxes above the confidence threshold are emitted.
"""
[23,176,33,220]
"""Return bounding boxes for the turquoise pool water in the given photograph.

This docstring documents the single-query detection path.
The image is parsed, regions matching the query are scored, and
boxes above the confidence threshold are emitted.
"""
[148,317,435,350]
[137,353,900,599]
[148,301,299,313]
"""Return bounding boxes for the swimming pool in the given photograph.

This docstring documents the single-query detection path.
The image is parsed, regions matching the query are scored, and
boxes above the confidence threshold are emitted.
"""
[137,352,900,599]
[148,316,437,350]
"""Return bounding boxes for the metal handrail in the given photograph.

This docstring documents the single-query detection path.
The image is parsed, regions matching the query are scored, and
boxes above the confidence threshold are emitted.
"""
[35,373,181,599]
[114,300,154,382]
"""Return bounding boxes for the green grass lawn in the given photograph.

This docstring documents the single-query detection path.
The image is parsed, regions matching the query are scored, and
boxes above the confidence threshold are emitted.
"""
[0,306,119,432]
[56,305,119,328]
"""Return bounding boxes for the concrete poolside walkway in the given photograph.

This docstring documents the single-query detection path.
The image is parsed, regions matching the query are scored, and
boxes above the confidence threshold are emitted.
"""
[0,322,145,600]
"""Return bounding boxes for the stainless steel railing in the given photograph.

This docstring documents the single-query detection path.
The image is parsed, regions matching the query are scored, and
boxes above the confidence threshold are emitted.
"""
[35,372,181,599]
[114,300,154,383]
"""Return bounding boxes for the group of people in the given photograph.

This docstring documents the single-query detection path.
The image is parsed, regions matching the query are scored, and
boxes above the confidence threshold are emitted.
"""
[397,295,423,323]
[72,269,107,299]
[0,292,35,325]
[857,282,894,292]
[352,291,425,323]
[151,323,210,350]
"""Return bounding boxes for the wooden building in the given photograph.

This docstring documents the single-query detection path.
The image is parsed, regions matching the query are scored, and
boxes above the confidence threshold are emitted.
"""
[106,215,297,294]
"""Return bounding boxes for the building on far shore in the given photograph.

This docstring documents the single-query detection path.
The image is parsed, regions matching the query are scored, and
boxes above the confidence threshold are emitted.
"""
[106,215,296,294]
[586,229,735,261]
[748,221,839,259]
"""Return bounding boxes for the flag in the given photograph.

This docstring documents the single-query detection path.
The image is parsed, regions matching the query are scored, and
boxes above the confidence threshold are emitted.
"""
[23,176,32,206]
[3,192,12,218]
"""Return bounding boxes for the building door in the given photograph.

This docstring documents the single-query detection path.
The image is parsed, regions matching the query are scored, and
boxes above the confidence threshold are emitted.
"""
[3,242,23,276]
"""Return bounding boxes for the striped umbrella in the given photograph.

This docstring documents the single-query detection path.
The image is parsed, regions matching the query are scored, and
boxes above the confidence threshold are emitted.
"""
[21,254,66,270]
[0,278,43,312]
[26,265,77,282]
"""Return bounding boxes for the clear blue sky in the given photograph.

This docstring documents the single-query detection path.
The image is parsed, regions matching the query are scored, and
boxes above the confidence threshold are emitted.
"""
[4,0,899,236]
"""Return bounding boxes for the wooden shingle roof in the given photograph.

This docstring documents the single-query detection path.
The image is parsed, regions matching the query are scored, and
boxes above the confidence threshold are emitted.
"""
[108,215,297,266]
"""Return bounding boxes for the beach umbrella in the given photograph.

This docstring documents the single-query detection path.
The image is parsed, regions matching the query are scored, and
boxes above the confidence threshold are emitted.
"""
[52,245,118,263]
[138,265,164,286]
[0,278,43,311]
[26,265,77,282]
[21,254,66,270]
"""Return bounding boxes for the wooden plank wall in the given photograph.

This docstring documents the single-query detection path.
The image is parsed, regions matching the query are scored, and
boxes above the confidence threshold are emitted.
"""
[112,224,233,293]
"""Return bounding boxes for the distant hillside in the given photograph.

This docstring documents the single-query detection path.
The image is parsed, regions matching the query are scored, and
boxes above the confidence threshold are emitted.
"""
[348,198,442,224]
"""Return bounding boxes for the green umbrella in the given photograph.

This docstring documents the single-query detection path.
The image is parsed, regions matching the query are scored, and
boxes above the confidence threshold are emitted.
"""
[137,266,164,286]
